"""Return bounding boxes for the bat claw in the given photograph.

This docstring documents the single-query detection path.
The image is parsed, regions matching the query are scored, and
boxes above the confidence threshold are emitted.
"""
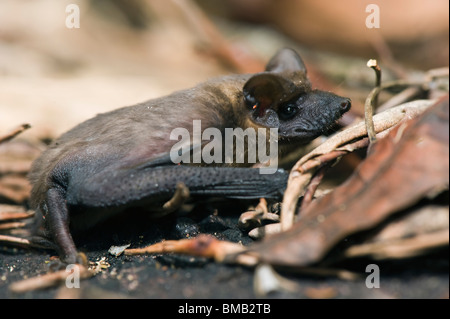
[162,182,190,213]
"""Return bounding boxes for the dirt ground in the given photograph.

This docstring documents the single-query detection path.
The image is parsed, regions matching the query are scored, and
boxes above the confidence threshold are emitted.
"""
[1,207,448,299]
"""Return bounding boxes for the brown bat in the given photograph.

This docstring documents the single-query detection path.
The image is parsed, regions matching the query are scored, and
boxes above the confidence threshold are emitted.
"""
[29,48,351,264]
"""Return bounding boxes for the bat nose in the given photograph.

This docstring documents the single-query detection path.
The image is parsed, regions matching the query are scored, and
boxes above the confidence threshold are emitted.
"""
[340,98,351,113]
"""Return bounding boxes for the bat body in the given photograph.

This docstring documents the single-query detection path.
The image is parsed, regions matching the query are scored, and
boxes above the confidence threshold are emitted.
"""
[29,49,351,263]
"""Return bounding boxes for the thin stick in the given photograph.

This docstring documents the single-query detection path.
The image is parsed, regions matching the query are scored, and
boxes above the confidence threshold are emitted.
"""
[279,171,314,231]
[298,150,347,174]
[344,229,449,260]
[365,59,381,144]
[377,86,422,112]
[125,234,246,263]
[364,72,434,147]
[298,166,328,215]
[0,234,48,249]
[0,210,35,222]
[0,124,31,144]
[0,222,26,230]
[0,234,33,246]
[9,265,93,294]
[169,0,264,73]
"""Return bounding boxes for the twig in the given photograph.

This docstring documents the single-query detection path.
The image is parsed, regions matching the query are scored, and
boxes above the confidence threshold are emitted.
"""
[376,67,448,112]
[0,124,31,144]
[0,234,34,247]
[298,149,347,174]
[9,265,93,294]
[125,234,256,265]
[426,67,450,80]
[169,0,264,73]
[0,210,34,222]
[248,223,281,239]
[298,166,328,214]
[343,229,449,260]
[378,86,423,112]
[123,234,361,279]
[0,222,26,230]
[0,233,51,250]
[275,266,360,281]
[364,72,437,146]
[280,171,314,231]
[365,59,381,145]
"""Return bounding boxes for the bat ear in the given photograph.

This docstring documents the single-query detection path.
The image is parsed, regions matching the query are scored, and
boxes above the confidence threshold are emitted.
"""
[265,48,307,74]
[243,73,298,113]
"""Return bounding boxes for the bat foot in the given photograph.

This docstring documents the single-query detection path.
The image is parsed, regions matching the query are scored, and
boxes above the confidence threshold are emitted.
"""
[238,198,280,231]
[161,182,190,213]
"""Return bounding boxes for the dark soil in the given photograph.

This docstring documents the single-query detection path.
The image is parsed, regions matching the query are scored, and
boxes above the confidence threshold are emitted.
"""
[1,201,448,299]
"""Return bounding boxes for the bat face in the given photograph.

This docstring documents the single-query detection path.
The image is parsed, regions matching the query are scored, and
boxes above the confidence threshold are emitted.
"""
[28,48,351,264]
[242,49,351,143]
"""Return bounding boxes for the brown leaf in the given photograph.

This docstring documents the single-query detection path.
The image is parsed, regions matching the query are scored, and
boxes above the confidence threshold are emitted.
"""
[342,204,449,260]
[247,96,449,267]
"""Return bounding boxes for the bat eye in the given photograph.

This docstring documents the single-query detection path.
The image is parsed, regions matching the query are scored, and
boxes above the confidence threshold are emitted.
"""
[279,103,298,120]
[244,93,257,109]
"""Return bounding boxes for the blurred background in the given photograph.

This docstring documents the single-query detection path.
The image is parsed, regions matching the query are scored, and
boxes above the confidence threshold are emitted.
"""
[0,0,448,140]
